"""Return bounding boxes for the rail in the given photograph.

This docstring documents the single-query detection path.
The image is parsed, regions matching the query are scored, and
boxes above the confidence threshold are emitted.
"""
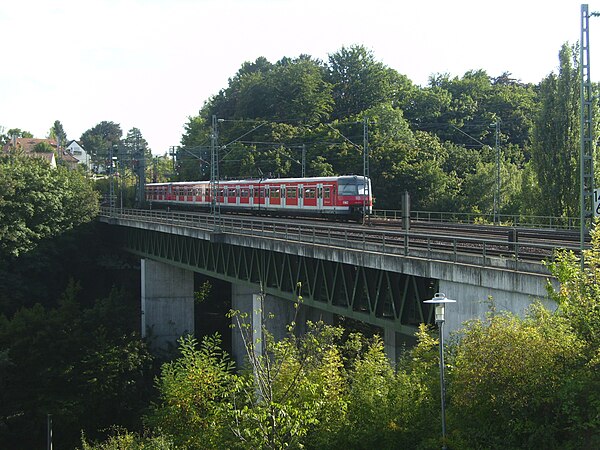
[99,208,579,275]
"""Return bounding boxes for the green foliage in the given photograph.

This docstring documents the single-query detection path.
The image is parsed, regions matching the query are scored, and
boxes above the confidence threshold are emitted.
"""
[48,120,68,145]
[80,121,123,168]
[32,141,55,153]
[146,334,235,449]
[340,337,431,449]
[149,154,175,183]
[80,428,175,450]
[0,286,154,449]
[449,305,585,449]
[0,154,99,257]
[177,43,554,216]
[531,43,581,218]
[143,318,448,450]
[327,45,398,120]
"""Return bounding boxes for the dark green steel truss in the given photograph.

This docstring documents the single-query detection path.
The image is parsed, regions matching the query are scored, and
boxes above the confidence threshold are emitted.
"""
[120,226,437,335]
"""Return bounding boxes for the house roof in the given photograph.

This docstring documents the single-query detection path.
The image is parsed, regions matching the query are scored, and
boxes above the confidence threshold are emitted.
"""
[2,138,58,168]
[8,137,58,153]
[67,139,85,150]
[60,150,79,163]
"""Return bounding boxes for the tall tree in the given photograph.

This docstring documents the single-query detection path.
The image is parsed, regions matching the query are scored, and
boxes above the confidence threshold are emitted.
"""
[80,121,123,171]
[531,43,581,218]
[327,45,394,119]
[48,120,67,146]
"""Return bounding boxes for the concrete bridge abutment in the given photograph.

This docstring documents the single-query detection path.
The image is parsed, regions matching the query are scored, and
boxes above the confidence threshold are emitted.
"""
[438,279,555,336]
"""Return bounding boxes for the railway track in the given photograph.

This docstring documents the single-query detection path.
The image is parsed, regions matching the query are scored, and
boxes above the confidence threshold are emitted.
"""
[104,208,584,266]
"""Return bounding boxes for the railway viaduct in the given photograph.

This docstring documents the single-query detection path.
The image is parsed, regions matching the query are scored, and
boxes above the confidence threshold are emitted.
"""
[99,208,558,364]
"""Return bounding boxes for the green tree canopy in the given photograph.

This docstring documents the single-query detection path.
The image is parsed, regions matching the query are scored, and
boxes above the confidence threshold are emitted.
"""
[80,121,123,170]
[531,43,581,218]
[0,154,99,257]
[48,120,68,146]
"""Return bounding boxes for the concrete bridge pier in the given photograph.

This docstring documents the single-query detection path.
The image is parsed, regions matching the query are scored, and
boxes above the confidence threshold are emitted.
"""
[231,283,333,370]
[384,328,398,366]
[141,258,195,352]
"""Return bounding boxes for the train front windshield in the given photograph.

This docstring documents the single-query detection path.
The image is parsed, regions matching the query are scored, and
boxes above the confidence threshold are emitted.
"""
[338,178,370,196]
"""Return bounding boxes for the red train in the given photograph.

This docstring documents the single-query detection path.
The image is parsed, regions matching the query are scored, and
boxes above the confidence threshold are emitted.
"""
[145,175,372,218]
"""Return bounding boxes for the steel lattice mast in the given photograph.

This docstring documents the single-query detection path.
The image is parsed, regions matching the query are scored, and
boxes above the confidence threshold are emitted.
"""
[580,4,598,260]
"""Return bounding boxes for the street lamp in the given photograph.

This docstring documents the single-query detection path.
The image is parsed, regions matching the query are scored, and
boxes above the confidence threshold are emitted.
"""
[423,292,456,450]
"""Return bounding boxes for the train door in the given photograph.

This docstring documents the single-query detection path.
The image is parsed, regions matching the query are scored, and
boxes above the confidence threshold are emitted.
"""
[285,184,298,210]
[298,184,304,209]
[317,183,323,211]
[269,184,281,210]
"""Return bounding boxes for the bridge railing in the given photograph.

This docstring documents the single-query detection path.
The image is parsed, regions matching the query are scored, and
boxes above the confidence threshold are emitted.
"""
[372,209,581,230]
[100,208,581,275]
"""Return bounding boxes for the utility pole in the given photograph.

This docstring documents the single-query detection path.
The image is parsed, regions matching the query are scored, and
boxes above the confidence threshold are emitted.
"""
[580,4,599,263]
[109,145,115,212]
[492,120,500,224]
[169,146,177,175]
[135,134,146,207]
[301,144,306,178]
[363,116,370,223]
[211,115,221,229]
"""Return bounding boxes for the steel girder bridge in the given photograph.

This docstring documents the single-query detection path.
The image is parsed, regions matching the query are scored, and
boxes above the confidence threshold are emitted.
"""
[110,219,438,336]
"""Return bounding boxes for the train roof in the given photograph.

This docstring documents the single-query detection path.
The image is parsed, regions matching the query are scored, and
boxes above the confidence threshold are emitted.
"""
[146,175,369,187]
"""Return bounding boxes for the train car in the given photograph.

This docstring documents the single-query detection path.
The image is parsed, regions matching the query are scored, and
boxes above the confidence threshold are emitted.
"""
[145,175,372,218]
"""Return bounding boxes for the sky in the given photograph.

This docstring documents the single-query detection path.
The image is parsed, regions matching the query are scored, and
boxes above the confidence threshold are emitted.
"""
[0,0,597,155]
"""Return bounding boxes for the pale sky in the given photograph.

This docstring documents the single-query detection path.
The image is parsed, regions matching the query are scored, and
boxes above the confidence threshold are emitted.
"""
[0,0,596,154]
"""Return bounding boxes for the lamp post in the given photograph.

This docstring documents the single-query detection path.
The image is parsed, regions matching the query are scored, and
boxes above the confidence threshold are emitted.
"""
[424,292,456,450]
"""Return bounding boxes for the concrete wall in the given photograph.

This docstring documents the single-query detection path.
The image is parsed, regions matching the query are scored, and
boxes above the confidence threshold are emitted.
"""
[141,259,194,352]
[439,280,555,336]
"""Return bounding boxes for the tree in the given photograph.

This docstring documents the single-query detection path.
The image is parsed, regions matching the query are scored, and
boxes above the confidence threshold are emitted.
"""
[327,45,394,119]
[48,120,67,146]
[0,285,154,449]
[146,334,234,449]
[32,141,55,153]
[449,303,590,449]
[80,121,123,171]
[267,55,333,124]
[531,43,581,218]
[5,128,33,140]
[0,154,99,257]
[149,153,175,183]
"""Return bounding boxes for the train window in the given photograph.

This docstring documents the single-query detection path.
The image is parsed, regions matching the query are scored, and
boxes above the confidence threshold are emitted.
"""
[304,187,316,199]
[324,187,331,199]
[338,182,358,196]
[286,187,297,199]
[241,188,250,198]
[358,182,368,195]
[270,187,280,199]
[228,188,236,197]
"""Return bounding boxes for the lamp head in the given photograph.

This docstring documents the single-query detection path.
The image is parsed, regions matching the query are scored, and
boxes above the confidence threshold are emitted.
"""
[423,293,456,322]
